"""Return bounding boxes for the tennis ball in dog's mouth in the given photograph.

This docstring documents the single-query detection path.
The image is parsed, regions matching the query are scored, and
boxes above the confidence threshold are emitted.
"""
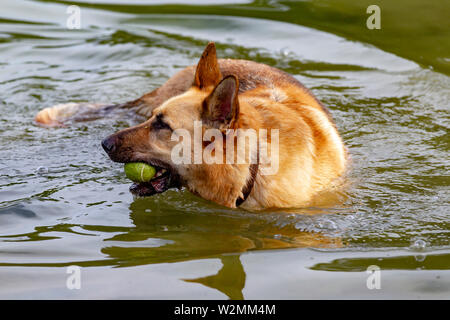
[124,162,156,183]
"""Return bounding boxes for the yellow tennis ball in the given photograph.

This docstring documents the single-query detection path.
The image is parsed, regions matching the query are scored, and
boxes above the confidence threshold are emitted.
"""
[124,162,156,183]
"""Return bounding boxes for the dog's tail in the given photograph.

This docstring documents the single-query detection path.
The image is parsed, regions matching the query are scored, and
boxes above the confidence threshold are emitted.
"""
[35,65,196,127]
[34,101,138,127]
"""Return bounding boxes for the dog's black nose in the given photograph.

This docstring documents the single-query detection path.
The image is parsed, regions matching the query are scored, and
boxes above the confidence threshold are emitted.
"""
[101,136,116,154]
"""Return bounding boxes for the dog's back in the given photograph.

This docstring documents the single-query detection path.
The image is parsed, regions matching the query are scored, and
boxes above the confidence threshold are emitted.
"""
[132,59,330,119]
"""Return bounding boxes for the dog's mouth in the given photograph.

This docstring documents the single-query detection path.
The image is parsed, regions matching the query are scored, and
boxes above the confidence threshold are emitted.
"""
[128,160,181,197]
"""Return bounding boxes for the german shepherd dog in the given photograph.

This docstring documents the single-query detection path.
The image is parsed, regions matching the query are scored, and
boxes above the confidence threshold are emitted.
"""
[36,42,347,210]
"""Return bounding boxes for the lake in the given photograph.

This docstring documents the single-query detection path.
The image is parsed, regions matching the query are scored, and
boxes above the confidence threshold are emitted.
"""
[0,0,449,299]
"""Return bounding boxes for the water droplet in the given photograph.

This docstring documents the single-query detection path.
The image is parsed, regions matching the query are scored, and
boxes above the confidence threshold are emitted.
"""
[411,239,427,251]
[280,47,292,57]
[415,254,426,262]
[36,166,48,175]
[316,220,337,231]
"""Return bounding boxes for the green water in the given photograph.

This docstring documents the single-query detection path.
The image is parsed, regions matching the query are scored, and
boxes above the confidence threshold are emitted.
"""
[0,0,449,299]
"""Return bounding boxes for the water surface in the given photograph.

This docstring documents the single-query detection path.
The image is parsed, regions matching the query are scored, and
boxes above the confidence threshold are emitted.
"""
[0,0,449,299]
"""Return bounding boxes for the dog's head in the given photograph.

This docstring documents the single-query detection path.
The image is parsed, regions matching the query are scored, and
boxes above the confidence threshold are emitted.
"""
[102,43,250,207]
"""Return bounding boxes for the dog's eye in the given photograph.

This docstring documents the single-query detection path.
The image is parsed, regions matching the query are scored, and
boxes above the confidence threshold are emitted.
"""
[152,115,172,131]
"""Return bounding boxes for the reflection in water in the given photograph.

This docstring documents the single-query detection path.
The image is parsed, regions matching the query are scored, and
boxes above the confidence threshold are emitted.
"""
[184,255,246,300]
[0,197,342,268]
[0,196,342,300]
[310,253,450,272]
[100,199,342,297]
[100,197,342,266]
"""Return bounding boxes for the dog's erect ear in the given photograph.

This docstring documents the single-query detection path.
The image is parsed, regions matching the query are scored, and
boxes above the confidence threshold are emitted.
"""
[203,75,239,129]
[194,42,222,89]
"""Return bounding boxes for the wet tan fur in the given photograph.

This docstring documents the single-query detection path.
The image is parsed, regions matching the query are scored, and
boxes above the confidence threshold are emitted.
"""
[36,43,347,210]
